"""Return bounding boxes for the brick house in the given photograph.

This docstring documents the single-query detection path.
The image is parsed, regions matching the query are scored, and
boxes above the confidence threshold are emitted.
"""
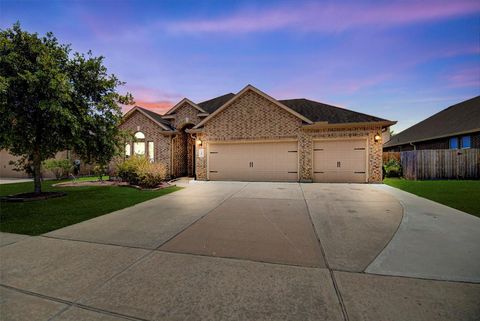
[120,85,395,183]
[384,96,480,152]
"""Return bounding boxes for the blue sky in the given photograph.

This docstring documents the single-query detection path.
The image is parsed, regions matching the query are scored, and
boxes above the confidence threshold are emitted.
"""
[1,0,479,132]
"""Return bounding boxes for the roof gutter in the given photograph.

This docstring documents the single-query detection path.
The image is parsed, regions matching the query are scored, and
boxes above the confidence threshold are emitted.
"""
[302,120,396,130]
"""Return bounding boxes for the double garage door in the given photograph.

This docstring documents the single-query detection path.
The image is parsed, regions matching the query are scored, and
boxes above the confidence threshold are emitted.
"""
[207,139,367,183]
[208,141,298,182]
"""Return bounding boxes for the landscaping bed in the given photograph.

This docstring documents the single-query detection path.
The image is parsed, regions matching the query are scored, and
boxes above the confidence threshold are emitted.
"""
[52,180,173,190]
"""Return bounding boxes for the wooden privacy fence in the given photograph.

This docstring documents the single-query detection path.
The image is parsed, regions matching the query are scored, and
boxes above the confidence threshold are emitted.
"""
[397,149,480,180]
[383,152,401,163]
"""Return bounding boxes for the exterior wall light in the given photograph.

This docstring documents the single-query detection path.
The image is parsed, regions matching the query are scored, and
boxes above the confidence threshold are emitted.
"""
[374,134,381,142]
[196,139,202,146]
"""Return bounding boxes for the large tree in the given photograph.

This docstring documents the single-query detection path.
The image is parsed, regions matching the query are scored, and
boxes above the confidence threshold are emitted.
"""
[0,23,133,193]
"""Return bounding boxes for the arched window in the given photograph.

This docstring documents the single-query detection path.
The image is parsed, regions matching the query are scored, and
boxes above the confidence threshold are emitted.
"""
[134,132,145,139]
[133,132,145,155]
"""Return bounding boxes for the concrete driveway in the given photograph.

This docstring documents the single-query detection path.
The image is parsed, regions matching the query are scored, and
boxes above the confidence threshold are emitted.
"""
[1,181,479,321]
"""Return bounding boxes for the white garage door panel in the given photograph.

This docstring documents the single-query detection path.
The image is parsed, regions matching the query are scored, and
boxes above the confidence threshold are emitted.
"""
[313,139,367,183]
[209,141,298,182]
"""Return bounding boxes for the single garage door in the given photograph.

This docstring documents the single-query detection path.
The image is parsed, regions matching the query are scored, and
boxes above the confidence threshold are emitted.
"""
[208,141,298,181]
[313,139,367,183]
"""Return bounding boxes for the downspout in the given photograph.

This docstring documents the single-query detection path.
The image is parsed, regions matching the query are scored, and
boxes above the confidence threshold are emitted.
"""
[170,135,173,178]
[409,142,416,150]
[189,133,197,180]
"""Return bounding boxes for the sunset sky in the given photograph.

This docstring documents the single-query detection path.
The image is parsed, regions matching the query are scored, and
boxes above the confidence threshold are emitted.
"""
[1,0,479,132]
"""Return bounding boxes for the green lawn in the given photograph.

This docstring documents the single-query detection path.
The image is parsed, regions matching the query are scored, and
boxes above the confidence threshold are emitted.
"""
[384,178,480,217]
[0,178,181,235]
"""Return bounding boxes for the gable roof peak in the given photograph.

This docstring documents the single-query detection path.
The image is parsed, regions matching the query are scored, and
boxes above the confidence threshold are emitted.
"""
[164,97,207,115]
[193,84,314,129]
[123,105,173,130]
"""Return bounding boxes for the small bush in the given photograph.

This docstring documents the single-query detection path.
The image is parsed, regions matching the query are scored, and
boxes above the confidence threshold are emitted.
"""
[117,156,167,188]
[93,164,108,181]
[43,159,72,179]
[383,159,402,178]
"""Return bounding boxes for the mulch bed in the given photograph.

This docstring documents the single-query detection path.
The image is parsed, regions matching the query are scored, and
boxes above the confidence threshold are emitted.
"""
[1,191,67,202]
[52,180,128,188]
[121,182,173,191]
[53,180,174,191]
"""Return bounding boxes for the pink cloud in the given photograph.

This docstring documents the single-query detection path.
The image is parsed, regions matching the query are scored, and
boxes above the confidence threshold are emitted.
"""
[127,85,181,102]
[121,85,180,114]
[122,100,174,115]
[167,0,480,34]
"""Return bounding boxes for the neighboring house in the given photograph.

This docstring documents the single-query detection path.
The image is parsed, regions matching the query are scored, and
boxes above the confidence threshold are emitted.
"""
[120,84,395,183]
[0,150,92,178]
[384,96,480,152]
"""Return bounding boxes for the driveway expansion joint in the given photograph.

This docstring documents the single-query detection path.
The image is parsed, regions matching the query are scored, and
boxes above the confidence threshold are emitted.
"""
[299,183,350,321]
[39,235,155,250]
[156,247,330,270]
[153,181,251,250]
[0,284,148,321]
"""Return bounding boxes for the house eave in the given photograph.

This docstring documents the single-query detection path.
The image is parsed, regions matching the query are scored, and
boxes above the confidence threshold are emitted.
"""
[302,120,396,130]
[122,106,172,131]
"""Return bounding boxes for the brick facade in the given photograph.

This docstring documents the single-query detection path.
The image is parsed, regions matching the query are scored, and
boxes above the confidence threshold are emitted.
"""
[119,111,172,177]
[171,125,196,177]
[171,102,203,129]
[202,90,302,140]
[195,88,384,183]
[168,102,202,177]
[117,88,386,183]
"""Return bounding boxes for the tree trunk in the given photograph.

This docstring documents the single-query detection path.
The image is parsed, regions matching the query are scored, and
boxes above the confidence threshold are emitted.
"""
[33,151,42,194]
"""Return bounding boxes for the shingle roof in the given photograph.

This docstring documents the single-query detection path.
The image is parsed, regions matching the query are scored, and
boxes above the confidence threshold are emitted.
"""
[384,96,480,148]
[197,93,235,113]
[196,94,388,124]
[132,92,392,131]
[279,98,388,123]
[136,106,173,130]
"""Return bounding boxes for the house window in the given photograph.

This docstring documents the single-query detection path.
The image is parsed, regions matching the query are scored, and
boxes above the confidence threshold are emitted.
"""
[134,132,145,139]
[133,131,145,155]
[449,137,458,149]
[148,141,154,162]
[134,142,145,155]
[125,143,131,157]
[461,136,471,149]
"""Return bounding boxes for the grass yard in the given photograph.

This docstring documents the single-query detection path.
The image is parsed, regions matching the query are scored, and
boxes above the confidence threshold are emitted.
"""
[384,178,480,218]
[0,177,181,235]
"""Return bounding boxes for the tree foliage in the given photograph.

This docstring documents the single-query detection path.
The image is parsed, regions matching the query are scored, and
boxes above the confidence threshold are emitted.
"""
[0,23,133,193]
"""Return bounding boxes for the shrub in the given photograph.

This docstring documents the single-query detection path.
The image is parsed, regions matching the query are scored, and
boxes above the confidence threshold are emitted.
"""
[93,164,108,181]
[139,163,166,188]
[117,156,167,188]
[383,159,402,178]
[43,159,72,179]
